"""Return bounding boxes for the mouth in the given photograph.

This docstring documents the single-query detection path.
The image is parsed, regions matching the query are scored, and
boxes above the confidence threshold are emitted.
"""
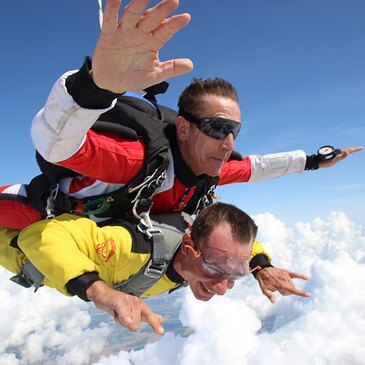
[210,157,226,165]
[201,282,214,294]
[212,153,230,162]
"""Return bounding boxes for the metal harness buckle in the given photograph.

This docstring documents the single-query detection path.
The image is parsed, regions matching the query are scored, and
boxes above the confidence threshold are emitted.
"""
[144,259,166,279]
[45,184,60,219]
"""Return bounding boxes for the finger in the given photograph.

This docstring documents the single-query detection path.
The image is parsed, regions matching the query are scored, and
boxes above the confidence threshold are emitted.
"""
[141,303,165,334]
[284,287,311,298]
[114,307,133,328]
[287,271,310,280]
[263,289,276,304]
[159,58,194,79]
[137,0,180,33]
[153,14,191,45]
[128,302,143,331]
[344,146,363,154]
[121,0,151,29]
[102,0,122,34]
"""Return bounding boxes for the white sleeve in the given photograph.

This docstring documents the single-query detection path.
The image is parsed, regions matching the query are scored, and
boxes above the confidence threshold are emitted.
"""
[248,150,306,182]
[30,71,117,163]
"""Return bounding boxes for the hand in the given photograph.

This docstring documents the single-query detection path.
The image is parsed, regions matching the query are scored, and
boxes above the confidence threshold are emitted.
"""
[256,267,311,303]
[319,146,363,168]
[92,0,194,93]
[86,281,165,334]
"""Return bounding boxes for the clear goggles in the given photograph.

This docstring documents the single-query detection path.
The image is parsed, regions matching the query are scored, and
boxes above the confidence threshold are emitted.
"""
[192,238,251,281]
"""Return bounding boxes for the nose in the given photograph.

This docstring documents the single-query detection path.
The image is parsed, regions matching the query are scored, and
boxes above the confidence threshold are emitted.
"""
[220,133,234,152]
[212,278,230,296]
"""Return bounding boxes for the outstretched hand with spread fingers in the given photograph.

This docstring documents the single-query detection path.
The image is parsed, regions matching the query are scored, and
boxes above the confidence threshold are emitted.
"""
[256,267,311,303]
[92,0,193,93]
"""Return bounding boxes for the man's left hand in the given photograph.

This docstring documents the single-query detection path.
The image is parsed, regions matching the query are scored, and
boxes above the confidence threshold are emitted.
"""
[256,267,310,303]
[319,146,363,168]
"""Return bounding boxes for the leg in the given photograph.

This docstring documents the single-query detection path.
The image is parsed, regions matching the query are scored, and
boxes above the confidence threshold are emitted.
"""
[0,184,41,230]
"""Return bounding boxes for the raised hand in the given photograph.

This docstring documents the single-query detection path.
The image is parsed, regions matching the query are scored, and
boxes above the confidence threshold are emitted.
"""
[92,0,194,93]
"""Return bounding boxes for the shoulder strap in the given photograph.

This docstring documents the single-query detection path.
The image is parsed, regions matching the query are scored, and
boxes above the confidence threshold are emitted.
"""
[113,212,189,297]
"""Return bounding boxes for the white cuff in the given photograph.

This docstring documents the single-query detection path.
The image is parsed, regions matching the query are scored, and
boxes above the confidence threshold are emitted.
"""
[249,150,306,182]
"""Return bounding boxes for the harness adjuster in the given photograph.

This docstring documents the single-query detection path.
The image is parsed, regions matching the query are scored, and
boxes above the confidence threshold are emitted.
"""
[144,259,167,279]
[136,198,153,212]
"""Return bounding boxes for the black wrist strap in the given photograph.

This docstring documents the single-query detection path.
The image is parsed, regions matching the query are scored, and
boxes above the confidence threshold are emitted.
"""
[249,254,273,279]
[66,272,102,302]
[305,154,320,170]
[65,57,122,109]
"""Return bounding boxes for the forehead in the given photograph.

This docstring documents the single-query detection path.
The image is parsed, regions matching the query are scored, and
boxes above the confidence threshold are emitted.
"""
[203,222,251,260]
[201,95,241,121]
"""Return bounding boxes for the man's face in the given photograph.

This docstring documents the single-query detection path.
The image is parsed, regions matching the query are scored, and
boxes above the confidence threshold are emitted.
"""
[180,222,251,301]
[177,95,241,177]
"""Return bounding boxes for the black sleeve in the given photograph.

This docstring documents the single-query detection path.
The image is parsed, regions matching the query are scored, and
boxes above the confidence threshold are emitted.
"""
[65,57,122,109]
[66,272,102,302]
[249,254,273,279]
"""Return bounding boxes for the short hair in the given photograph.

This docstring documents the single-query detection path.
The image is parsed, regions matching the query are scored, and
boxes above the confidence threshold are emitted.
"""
[190,202,257,246]
[178,77,239,116]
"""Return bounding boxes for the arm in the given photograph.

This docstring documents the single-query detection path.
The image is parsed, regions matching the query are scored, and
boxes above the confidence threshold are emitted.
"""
[18,214,165,333]
[32,0,193,164]
[17,214,104,295]
[220,146,363,185]
[219,151,307,185]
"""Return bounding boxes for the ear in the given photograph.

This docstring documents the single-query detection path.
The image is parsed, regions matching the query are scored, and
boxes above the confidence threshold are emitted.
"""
[181,233,200,257]
[175,116,190,142]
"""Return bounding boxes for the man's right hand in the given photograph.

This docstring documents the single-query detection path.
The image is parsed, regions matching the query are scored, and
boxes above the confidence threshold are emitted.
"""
[92,0,194,93]
[86,280,165,334]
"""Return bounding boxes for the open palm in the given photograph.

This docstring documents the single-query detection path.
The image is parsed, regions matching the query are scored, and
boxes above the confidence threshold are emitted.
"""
[92,0,193,93]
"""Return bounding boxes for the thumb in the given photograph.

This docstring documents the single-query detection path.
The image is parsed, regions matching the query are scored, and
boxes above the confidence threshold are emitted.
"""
[141,302,165,335]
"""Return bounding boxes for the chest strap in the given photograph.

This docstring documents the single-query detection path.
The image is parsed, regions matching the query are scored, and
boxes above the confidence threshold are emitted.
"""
[113,212,190,297]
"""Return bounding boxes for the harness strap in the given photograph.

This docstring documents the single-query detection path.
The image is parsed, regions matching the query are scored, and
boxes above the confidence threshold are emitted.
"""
[10,260,44,292]
[113,212,189,297]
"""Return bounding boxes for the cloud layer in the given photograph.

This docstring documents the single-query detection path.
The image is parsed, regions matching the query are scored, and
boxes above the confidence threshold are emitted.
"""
[1,211,364,365]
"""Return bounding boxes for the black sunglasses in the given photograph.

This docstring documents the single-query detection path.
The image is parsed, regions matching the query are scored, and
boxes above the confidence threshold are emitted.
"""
[178,110,241,140]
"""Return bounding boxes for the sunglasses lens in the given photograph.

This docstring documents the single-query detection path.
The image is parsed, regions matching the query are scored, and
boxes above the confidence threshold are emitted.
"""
[200,119,241,140]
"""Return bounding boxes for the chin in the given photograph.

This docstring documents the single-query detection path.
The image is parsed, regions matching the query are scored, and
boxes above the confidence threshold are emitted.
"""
[194,293,213,302]
[204,165,222,177]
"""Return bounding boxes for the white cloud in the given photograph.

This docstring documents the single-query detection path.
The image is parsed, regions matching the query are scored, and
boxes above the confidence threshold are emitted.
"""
[1,211,364,365]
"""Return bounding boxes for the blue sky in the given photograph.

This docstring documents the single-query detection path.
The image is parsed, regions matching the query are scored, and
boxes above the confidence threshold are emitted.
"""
[1,0,364,225]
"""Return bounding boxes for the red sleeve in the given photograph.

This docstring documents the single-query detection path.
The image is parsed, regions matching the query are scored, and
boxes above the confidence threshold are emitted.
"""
[57,130,145,184]
[218,156,252,185]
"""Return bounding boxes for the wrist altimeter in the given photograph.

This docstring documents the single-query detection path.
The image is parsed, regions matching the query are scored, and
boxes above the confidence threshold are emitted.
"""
[317,145,342,161]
